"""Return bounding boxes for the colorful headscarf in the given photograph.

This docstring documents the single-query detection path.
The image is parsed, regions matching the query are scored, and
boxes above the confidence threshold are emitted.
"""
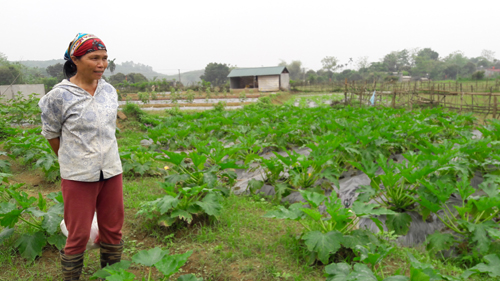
[64,33,107,61]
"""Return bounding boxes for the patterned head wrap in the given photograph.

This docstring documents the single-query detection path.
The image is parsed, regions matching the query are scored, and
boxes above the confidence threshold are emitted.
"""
[64,33,107,61]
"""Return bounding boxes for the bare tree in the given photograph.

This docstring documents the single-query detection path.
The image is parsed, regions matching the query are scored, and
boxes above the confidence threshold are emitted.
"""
[321,56,339,72]
[356,56,369,70]
[481,50,496,63]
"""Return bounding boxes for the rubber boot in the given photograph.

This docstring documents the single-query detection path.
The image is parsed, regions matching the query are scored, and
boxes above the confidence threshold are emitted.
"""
[100,239,124,268]
[60,250,84,281]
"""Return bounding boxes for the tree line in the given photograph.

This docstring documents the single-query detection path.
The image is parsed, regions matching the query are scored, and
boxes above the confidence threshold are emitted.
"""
[1,48,498,93]
[279,48,500,83]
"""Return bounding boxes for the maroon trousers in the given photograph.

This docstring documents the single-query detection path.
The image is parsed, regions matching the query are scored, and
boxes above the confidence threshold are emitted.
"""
[61,174,124,255]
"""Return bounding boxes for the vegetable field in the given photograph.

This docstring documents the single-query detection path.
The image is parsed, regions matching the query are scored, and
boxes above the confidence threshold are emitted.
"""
[0,93,500,280]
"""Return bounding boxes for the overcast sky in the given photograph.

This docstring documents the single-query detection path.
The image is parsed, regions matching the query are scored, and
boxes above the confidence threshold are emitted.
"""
[2,0,499,75]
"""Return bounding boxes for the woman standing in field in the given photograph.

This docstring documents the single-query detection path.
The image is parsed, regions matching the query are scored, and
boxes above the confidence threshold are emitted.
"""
[38,33,124,280]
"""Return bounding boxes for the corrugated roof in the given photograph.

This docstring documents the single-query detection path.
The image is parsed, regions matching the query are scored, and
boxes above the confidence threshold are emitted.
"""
[227,66,288,77]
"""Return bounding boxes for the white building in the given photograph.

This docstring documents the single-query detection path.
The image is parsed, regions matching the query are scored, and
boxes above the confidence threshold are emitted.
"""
[228,66,290,92]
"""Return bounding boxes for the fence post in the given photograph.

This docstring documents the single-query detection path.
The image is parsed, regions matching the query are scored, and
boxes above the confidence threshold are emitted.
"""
[359,82,363,107]
[494,94,498,119]
[460,91,463,114]
[471,86,474,113]
[344,78,348,106]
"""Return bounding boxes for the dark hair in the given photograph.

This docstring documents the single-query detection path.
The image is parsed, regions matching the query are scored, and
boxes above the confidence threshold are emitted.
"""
[63,56,81,79]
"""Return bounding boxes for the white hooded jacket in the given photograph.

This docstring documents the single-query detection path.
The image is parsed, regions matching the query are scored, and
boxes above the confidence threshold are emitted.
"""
[38,79,122,182]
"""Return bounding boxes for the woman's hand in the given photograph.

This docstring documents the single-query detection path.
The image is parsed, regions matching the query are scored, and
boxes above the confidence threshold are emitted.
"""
[48,137,60,157]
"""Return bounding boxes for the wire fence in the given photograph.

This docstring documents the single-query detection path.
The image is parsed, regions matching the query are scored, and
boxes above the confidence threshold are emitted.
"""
[308,79,500,120]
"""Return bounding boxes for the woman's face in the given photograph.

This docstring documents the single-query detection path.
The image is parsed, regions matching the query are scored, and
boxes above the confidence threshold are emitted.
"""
[72,50,108,81]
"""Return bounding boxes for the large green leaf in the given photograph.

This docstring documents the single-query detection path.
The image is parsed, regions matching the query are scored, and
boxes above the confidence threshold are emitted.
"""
[0,159,11,173]
[165,174,190,185]
[202,172,217,188]
[7,189,37,209]
[347,263,377,280]
[247,179,264,194]
[195,193,222,217]
[158,214,177,227]
[188,152,207,170]
[0,172,12,183]
[0,208,22,228]
[425,232,456,254]
[47,191,64,203]
[325,262,350,281]
[407,253,449,281]
[386,213,412,235]
[302,230,342,264]
[42,203,64,235]
[132,248,169,267]
[299,189,326,209]
[47,233,66,250]
[171,209,193,224]
[105,269,136,281]
[91,260,132,280]
[155,195,179,215]
[154,250,192,278]
[301,208,323,221]
[0,227,14,244]
[0,202,17,215]
[177,274,203,281]
[350,202,396,217]
[14,231,46,261]
[464,222,490,254]
[262,203,304,220]
[462,254,500,279]
[218,161,246,170]
[161,151,187,166]
[134,162,151,176]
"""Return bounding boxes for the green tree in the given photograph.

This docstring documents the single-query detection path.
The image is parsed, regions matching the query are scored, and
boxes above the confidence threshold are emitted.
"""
[463,61,477,75]
[126,73,148,83]
[382,50,411,72]
[279,60,302,80]
[412,48,441,78]
[417,48,439,61]
[200,62,230,86]
[0,54,23,85]
[109,73,126,84]
[46,63,64,80]
[107,58,116,74]
[472,70,485,80]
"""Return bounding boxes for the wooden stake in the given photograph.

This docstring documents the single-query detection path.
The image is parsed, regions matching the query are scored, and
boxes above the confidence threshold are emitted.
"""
[494,95,498,119]
[344,78,348,106]
[460,91,463,114]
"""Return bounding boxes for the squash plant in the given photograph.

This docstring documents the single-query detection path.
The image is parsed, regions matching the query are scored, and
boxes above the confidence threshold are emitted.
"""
[0,181,66,261]
[137,183,223,228]
[264,189,395,264]
[91,247,201,281]
[419,174,500,258]
[138,149,242,228]
[4,128,60,182]
[120,146,161,177]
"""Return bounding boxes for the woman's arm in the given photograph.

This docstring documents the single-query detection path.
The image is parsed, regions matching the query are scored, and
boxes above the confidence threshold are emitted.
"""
[48,137,60,157]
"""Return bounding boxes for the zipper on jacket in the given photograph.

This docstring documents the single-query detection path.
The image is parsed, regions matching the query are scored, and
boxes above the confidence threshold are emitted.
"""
[93,90,105,178]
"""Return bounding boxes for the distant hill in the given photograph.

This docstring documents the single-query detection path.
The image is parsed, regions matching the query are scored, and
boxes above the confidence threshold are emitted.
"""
[15,60,203,85]
[19,59,66,69]
[164,70,204,86]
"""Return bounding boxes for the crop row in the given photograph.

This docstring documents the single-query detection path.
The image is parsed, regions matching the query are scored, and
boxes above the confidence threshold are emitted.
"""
[1,101,499,279]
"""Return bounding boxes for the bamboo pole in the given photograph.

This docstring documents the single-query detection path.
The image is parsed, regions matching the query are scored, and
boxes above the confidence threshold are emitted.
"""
[460,90,463,114]
[494,94,498,119]
[344,78,348,106]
